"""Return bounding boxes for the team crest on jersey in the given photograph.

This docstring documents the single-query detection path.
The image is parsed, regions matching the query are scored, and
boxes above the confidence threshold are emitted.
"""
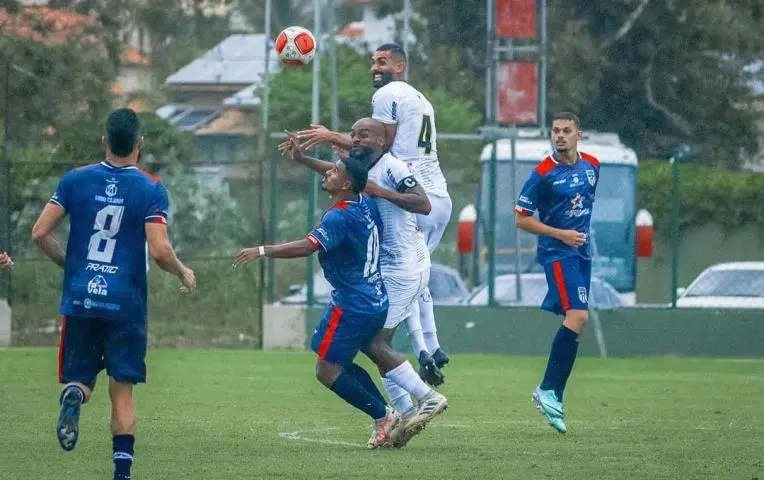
[105,178,118,197]
[578,287,587,303]
[586,170,596,186]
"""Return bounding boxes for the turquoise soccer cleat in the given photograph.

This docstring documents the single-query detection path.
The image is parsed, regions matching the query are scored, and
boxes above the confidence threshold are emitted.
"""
[532,387,567,434]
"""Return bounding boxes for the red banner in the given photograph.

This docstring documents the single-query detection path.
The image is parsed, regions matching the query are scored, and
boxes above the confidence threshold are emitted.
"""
[497,62,538,125]
[495,0,537,39]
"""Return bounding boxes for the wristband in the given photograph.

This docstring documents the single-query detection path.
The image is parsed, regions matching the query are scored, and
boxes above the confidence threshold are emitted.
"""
[258,246,265,257]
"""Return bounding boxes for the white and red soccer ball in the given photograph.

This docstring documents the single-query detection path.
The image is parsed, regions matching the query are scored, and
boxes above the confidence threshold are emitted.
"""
[274,26,317,67]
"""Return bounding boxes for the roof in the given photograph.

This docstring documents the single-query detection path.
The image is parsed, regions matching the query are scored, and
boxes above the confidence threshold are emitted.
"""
[165,34,278,86]
[222,83,260,108]
[479,133,639,166]
[706,262,764,271]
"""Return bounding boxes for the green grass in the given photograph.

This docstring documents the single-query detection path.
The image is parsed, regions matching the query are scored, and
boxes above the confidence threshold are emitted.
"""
[1,349,763,479]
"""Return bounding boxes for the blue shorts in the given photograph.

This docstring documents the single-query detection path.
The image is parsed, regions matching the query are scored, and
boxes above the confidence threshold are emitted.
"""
[541,256,591,316]
[57,315,147,389]
[310,306,387,366]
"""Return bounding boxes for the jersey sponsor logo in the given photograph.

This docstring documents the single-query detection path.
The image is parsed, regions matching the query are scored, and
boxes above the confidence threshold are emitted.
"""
[86,262,119,274]
[87,275,109,296]
[78,298,120,311]
[586,170,596,186]
[566,193,590,218]
[391,101,397,121]
[94,194,124,205]
[105,182,118,198]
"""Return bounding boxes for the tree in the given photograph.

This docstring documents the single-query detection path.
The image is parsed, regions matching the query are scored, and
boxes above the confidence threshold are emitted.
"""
[375,0,763,167]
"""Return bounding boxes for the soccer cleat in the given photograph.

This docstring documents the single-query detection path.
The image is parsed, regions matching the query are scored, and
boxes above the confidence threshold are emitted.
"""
[390,390,448,447]
[367,407,400,449]
[432,348,450,369]
[418,351,445,387]
[532,387,567,434]
[56,386,84,451]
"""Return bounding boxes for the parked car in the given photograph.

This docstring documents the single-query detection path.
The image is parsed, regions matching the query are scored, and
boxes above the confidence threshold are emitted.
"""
[676,262,764,309]
[463,273,623,310]
[275,262,470,306]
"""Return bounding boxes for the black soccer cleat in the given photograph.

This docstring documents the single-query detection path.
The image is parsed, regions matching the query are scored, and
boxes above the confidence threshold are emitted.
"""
[432,348,450,369]
[418,351,445,387]
[56,386,83,452]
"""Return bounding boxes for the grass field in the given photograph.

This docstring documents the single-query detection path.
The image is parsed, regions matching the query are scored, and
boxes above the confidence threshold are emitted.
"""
[1,348,763,480]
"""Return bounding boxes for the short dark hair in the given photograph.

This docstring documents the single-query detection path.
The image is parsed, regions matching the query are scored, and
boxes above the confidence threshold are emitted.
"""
[552,112,581,129]
[375,43,407,63]
[342,156,369,194]
[106,108,141,157]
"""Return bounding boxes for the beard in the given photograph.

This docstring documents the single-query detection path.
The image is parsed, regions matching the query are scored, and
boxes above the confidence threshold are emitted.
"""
[372,71,394,89]
[348,145,376,166]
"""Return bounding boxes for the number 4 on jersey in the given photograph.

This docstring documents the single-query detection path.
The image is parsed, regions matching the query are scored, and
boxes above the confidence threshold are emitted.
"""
[417,115,433,155]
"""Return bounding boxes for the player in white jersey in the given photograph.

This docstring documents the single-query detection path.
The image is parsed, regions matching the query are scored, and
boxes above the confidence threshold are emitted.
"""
[279,118,448,447]
[297,44,452,381]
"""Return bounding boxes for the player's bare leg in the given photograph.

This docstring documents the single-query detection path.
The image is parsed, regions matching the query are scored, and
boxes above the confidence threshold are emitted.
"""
[56,381,91,451]
[365,329,448,447]
[110,379,136,480]
[533,309,588,434]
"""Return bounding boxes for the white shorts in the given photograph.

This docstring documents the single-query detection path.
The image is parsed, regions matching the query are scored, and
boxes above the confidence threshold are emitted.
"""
[416,193,453,253]
[383,269,430,329]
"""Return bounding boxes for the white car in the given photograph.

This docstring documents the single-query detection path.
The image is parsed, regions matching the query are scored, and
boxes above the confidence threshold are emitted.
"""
[464,273,623,310]
[676,262,764,309]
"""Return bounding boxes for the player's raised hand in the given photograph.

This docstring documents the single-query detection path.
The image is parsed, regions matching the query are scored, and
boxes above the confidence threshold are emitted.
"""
[233,247,262,268]
[279,130,307,163]
[179,267,196,294]
[297,124,332,150]
[0,252,13,269]
[557,230,587,247]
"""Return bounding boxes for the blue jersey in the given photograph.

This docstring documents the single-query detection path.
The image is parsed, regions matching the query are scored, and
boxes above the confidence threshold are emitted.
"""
[50,161,169,322]
[307,195,388,315]
[515,152,600,265]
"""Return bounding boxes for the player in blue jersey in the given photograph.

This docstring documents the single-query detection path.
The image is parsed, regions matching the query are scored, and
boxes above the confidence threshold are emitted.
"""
[514,112,600,434]
[234,155,404,448]
[31,108,196,480]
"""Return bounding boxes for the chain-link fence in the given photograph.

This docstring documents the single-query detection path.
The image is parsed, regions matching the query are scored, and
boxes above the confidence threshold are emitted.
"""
[3,129,764,347]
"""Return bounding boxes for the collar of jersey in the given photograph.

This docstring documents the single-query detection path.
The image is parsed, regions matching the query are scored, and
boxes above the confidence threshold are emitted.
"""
[333,195,362,209]
[101,160,139,170]
[551,151,582,166]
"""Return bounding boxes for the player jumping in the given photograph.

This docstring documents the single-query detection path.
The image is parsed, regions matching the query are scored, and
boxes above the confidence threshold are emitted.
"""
[31,108,196,479]
[296,43,451,382]
[279,119,448,447]
[514,112,600,434]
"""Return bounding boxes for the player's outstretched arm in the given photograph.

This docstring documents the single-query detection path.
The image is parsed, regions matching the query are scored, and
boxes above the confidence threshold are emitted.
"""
[0,252,13,269]
[365,178,431,215]
[515,212,586,247]
[31,203,67,268]
[233,239,318,267]
[297,124,353,151]
[277,130,334,175]
[146,223,196,291]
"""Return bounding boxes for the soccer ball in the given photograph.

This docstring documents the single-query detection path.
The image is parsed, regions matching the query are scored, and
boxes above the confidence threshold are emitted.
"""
[274,26,317,67]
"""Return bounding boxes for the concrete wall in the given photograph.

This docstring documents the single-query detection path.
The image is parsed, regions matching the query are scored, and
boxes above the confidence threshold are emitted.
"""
[283,305,764,358]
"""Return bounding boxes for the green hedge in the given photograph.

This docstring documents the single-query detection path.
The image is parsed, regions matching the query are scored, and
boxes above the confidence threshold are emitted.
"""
[637,160,764,235]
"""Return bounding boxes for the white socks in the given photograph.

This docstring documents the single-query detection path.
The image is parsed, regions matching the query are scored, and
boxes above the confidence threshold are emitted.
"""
[404,300,429,356]
[384,360,431,401]
[418,288,441,353]
[382,376,414,415]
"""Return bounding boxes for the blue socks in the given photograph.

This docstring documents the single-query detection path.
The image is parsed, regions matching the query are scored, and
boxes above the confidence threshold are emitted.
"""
[540,325,580,401]
[113,434,134,479]
[329,371,388,420]
[346,363,387,406]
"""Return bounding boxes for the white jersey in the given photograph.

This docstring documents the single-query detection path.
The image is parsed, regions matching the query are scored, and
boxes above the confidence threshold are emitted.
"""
[367,152,431,276]
[371,81,449,198]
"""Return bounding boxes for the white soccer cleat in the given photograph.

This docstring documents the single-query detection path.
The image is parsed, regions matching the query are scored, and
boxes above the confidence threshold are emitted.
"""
[390,390,447,447]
